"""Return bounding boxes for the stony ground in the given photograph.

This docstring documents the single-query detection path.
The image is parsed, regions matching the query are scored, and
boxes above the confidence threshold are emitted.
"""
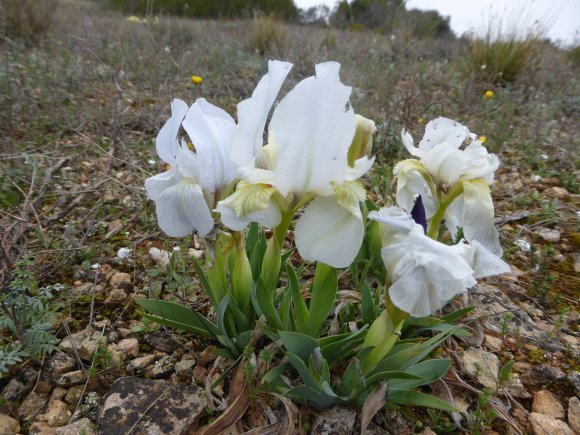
[0,1,578,434]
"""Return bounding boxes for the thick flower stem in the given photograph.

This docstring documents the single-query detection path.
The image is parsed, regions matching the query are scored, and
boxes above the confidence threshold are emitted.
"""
[426,182,464,240]
[261,211,293,294]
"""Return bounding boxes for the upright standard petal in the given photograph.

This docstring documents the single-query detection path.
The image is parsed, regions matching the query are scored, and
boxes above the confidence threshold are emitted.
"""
[154,180,214,237]
[231,60,293,166]
[156,99,189,165]
[182,98,237,193]
[401,129,424,158]
[394,160,436,217]
[270,61,355,198]
[294,196,363,268]
[418,117,474,152]
[174,140,200,181]
[420,144,468,186]
[459,141,500,184]
[462,180,503,256]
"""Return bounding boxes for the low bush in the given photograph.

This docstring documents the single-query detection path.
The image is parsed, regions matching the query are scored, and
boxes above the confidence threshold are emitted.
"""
[0,0,57,43]
[467,22,543,84]
[248,15,286,56]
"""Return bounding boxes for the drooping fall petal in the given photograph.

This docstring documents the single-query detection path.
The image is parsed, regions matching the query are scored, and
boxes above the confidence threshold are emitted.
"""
[462,179,503,256]
[154,180,214,237]
[294,196,363,268]
[382,225,476,317]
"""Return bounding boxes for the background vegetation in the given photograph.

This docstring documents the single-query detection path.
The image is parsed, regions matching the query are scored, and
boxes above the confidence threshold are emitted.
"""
[0,0,578,432]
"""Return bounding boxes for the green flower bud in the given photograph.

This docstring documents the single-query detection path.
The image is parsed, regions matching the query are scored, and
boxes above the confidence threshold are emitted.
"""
[347,114,376,167]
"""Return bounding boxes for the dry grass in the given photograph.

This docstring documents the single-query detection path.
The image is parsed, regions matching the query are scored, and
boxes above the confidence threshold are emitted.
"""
[0,0,58,43]
[467,31,541,84]
[465,8,549,85]
[247,15,287,56]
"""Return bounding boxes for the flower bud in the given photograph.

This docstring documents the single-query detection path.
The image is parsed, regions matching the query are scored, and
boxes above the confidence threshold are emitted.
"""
[347,115,376,167]
[232,240,253,317]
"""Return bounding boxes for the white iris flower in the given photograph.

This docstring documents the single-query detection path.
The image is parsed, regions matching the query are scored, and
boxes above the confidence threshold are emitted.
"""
[145,98,237,237]
[217,62,375,268]
[145,61,292,238]
[369,207,510,317]
[396,117,503,256]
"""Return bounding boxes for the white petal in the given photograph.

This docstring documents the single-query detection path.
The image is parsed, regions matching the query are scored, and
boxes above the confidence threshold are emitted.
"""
[368,207,415,233]
[239,166,276,186]
[145,169,179,201]
[421,143,467,185]
[156,99,188,165]
[444,194,464,241]
[346,155,375,181]
[460,142,499,183]
[182,98,237,192]
[418,117,474,151]
[216,200,281,231]
[382,226,476,317]
[154,180,214,237]
[215,182,281,230]
[175,140,200,181]
[271,62,355,197]
[401,129,424,158]
[231,60,293,166]
[459,240,511,278]
[462,180,502,256]
[395,167,436,217]
[294,196,363,268]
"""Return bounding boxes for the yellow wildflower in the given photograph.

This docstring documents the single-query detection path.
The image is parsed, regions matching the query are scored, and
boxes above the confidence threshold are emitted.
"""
[191,75,203,85]
[484,90,494,100]
[479,135,487,143]
[126,15,143,24]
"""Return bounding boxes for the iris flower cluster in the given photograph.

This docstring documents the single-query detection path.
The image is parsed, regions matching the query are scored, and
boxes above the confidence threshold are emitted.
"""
[145,60,509,322]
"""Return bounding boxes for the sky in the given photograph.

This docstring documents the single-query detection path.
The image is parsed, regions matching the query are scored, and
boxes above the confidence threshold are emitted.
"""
[294,0,580,45]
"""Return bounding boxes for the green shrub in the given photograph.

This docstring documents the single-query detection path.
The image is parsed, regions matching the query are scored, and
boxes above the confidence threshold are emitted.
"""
[331,0,451,39]
[467,27,541,84]
[0,0,57,43]
[107,0,299,21]
[567,45,580,67]
[0,255,63,377]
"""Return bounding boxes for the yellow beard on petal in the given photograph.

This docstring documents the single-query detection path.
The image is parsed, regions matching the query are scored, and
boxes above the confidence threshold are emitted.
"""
[331,180,366,216]
[220,181,276,218]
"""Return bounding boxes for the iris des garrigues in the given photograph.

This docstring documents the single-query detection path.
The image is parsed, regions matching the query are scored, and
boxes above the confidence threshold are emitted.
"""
[395,117,503,255]
[217,61,375,268]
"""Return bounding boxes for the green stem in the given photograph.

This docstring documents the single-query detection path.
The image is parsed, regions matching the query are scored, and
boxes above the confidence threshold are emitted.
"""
[417,167,438,199]
[426,182,464,240]
[232,232,252,317]
[261,211,293,294]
